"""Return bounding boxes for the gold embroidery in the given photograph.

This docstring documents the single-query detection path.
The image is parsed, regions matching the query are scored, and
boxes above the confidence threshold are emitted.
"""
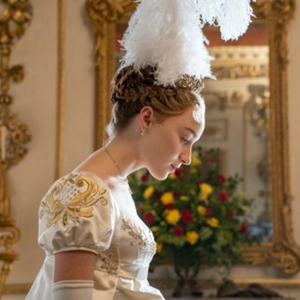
[39,173,107,227]
[96,253,118,275]
[121,219,157,255]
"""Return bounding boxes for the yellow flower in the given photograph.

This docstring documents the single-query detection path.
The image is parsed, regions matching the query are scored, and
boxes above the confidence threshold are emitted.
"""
[135,170,144,180]
[207,217,219,228]
[165,209,181,225]
[161,192,174,205]
[192,155,201,166]
[199,183,213,201]
[168,173,176,179]
[197,205,206,216]
[151,226,158,232]
[186,231,199,245]
[156,242,163,253]
[143,186,154,200]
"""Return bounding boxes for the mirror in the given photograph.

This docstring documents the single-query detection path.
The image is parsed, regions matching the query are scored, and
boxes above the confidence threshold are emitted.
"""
[86,0,300,274]
[201,23,271,244]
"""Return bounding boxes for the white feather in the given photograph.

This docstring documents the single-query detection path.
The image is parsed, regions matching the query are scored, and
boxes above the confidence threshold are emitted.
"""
[119,0,253,86]
[195,0,254,41]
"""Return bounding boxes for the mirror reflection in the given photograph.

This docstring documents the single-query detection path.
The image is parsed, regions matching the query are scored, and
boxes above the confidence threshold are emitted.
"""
[202,23,271,243]
[115,20,271,242]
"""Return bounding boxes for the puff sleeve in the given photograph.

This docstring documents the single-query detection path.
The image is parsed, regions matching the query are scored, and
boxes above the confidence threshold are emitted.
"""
[38,172,115,255]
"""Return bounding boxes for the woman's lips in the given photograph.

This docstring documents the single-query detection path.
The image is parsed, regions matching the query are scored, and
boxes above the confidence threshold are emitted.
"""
[170,164,176,172]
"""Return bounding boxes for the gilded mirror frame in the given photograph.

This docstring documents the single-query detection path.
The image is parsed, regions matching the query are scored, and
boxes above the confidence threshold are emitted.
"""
[86,0,300,274]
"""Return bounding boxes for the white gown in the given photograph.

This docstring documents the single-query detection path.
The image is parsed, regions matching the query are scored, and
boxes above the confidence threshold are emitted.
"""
[25,172,165,300]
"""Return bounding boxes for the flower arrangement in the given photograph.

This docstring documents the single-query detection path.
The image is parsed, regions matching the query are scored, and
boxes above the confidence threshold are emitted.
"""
[129,147,254,275]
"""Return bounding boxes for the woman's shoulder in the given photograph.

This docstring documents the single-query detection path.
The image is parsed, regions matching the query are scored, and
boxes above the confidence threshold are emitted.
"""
[54,171,110,194]
[41,171,112,209]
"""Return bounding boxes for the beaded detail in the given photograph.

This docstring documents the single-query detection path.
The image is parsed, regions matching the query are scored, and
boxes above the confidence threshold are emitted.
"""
[95,252,119,276]
[121,218,157,255]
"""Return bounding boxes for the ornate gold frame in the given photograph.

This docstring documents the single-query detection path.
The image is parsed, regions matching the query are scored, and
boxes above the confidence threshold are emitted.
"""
[86,0,300,274]
[55,0,67,179]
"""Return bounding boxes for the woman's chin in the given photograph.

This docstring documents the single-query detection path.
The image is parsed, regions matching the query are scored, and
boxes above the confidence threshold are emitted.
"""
[148,170,169,181]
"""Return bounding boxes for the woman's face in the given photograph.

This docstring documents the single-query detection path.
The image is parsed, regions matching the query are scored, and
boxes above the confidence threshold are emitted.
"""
[140,105,204,180]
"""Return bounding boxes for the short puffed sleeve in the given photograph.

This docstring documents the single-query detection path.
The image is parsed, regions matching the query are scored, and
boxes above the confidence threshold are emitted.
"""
[38,172,115,255]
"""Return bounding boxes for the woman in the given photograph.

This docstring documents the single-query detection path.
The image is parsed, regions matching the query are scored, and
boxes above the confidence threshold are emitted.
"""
[26,0,253,298]
[25,66,205,300]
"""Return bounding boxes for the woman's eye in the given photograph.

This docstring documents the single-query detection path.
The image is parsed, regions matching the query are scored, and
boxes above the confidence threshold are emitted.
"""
[181,138,189,145]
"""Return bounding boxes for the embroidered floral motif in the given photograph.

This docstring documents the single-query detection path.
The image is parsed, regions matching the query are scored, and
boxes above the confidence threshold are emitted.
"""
[39,173,107,227]
[121,219,157,255]
[95,253,118,275]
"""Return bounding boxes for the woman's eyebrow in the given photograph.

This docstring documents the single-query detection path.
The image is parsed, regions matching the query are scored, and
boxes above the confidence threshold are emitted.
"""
[183,127,196,138]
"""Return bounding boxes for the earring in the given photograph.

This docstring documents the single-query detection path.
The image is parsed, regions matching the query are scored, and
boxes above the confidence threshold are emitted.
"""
[140,129,147,136]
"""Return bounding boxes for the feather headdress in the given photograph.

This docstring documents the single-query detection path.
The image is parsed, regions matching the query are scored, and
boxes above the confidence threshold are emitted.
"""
[119,0,254,90]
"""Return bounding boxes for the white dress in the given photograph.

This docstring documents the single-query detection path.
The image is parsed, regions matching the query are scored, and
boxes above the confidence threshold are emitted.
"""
[25,172,165,300]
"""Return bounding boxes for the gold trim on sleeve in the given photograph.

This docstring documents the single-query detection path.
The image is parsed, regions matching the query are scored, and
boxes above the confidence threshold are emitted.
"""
[40,174,107,228]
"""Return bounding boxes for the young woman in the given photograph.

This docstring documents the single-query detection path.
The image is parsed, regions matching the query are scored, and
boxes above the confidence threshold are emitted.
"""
[26,0,253,297]
[25,66,205,300]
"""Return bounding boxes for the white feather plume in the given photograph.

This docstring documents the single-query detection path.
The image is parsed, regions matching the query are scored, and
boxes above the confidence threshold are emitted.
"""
[195,0,254,41]
[120,0,213,86]
[119,0,253,86]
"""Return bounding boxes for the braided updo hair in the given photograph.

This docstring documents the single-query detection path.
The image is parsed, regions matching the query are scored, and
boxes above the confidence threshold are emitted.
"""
[107,65,204,136]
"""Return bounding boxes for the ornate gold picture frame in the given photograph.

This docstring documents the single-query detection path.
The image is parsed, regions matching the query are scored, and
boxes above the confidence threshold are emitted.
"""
[86,0,300,274]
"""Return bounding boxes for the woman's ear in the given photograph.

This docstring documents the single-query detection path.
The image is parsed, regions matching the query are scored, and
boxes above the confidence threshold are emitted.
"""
[139,106,154,130]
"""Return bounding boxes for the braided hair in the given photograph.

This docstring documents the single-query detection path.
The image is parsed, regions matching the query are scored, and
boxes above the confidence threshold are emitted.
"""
[108,65,203,135]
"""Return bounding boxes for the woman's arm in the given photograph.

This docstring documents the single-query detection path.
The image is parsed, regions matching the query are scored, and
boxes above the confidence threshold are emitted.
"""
[54,250,96,281]
[53,251,97,300]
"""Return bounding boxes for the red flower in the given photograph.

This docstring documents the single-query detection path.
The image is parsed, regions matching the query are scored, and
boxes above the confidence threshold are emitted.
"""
[166,203,175,210]
[174,191,181,199]
[217,174,226,184]
[240,223,248,234]
[180,209,194,224]
[183,214,194,224]
[228,211,236,220]
[143,212,155,225]
[205,207,213,216]
[141,173,149,182]
[180,209,190,216]
[219,191,229,202]
[173,226,184,237]
[175,169,183,178]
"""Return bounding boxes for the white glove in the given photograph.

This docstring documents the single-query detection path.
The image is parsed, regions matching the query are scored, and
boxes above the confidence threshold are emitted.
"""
[52,280,93,300]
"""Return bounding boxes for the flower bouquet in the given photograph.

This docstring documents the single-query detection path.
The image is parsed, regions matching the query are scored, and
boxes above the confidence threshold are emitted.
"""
[129,147,254,296]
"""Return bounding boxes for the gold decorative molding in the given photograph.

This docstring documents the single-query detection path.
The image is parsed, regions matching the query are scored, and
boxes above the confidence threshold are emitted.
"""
[55,0,67,179]
[86,0,300,275]
[3,283,31,294]
[86,0,136,147]
[210,46,269,79]
[0,0,33,296]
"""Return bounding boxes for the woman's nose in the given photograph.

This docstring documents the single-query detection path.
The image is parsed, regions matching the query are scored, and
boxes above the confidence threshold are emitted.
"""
[180,149,192,166]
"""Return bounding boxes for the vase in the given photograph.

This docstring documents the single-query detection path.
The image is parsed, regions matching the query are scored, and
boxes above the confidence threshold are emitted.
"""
[172,248,203,298]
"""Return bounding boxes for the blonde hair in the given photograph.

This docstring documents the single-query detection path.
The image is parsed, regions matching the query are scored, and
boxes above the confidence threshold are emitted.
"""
[107,66,205,136]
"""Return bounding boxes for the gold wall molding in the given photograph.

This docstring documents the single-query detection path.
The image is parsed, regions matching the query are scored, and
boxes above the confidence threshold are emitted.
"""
[3,283,31,294]
[86,0,135,147]
[55,0,67,179]
[86,0,300,275]
[0,0,33,297]
[210,46,269,79]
